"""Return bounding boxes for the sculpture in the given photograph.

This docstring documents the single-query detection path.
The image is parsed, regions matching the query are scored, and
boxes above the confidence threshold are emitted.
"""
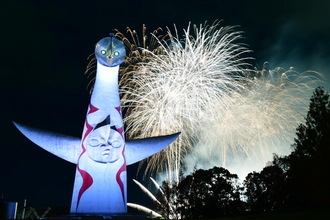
[14,35,179,215]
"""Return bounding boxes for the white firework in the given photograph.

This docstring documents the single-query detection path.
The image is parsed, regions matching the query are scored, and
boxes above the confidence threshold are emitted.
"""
[127,203,162,218]
[130,178,177,219]
[184,65,323,179]
[117,20,324,183]
[120,21,253,182]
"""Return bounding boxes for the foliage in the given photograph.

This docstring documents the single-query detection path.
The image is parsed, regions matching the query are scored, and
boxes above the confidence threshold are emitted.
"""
[292,86,330,158]
[156,167,244,219]
[287,86,330,207]
[244,165,288,212]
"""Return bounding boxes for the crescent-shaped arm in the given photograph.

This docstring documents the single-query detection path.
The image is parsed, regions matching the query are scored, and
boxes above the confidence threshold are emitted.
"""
[125,132,180,165]
[13,122,81,164]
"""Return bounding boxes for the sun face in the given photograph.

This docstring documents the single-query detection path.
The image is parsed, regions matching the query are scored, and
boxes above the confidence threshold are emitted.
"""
[85,125,124,163]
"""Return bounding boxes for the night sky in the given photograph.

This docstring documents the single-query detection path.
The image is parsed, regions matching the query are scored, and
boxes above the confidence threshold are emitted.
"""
[1,0,330,212]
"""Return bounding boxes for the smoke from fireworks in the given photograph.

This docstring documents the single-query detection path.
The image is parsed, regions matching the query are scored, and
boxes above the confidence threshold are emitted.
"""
[184,64,323,179]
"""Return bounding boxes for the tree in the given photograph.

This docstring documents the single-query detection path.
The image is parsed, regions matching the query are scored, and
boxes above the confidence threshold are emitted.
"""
[156,167,244,219]
[244,171,266,212]
[292,86,330,158]
[288,86,330,207]
[175,167,243,219]
[244,165,287,212]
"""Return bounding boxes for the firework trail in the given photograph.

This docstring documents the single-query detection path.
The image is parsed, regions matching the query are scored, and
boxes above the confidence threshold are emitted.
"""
[132,179,161,205]
[127,203,162,218]
[119,21,252,182]
[150,177,164,195]
[131,178,177,219]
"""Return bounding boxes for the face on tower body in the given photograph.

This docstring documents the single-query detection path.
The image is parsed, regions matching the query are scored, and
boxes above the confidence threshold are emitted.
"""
[95,36,126,67]
[85,125,124,163]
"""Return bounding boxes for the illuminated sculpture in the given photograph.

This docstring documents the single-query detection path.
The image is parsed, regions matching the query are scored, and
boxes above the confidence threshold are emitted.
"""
[14,35,179,214]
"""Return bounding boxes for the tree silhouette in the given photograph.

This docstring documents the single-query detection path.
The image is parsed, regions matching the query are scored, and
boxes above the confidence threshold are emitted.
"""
[293,87,330,158]
[281,86,330,208]
[244,165,287,212]
[289,86,330,207]
[157,167,244,219]
[244,171,266,212]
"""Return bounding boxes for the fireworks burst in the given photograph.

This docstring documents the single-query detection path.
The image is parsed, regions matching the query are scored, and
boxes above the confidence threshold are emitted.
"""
[184,64,323,179]
[120,21,253,182]
[114,24,168,87]
[87,21,324,183]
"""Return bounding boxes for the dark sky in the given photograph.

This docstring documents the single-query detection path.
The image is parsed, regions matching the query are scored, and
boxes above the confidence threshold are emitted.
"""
[1,0,330,212]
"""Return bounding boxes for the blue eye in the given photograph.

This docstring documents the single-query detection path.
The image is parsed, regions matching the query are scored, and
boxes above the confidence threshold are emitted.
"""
[113,51,120,56]
[101,50,107,55]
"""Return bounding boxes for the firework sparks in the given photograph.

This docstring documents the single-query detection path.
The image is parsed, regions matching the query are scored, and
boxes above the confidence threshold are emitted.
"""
[120,21,253,182]
[184,64,323,179]
[131,178,177,219]
[127,203,162,218]
[132,179,160,205]
[115,24,168,87]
